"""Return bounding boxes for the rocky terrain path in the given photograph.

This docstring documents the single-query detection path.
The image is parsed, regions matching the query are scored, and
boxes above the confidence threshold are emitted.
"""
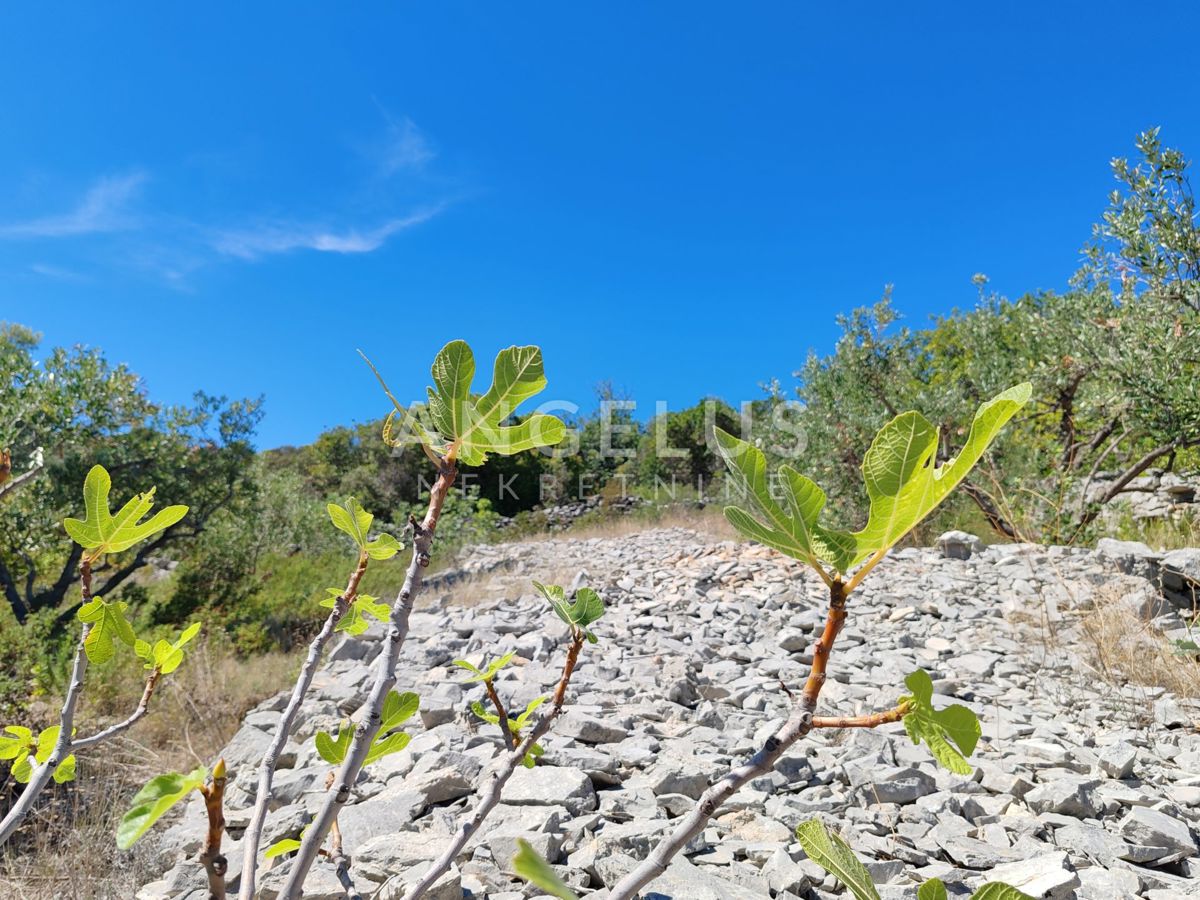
[142,529,1200,899]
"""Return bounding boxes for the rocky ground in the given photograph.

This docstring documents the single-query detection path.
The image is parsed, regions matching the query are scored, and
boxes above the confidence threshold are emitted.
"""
[140,529,1200,900]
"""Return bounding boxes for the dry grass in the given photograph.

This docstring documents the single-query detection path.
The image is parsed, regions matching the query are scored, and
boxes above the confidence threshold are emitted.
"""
[1119,513,1200,552]
[422,563,584,610]
[535,502,736,543]
[1081,582,1200,701]
[0,638,300,900]
[425,505,736,610]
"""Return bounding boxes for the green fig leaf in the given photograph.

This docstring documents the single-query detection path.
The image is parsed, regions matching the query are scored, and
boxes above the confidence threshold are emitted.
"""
[970,884,1037,900]
[824,383,1032,571]
[453,650,516,683]
[77,598,137,664]
[533,582,605,641]
[522,741,545,769]
[716,385,1030,575]
[368,341,566,465]
[315,723,354,766]
[900,669,981,775]
[264,837,302,859]
[470,700,500,726]
[0,725,32,760]
[320,590,391,636]
[379,690,420,732]
[327,498,402,559]
[116,767,208,849]
[794,818,880,900]
[511,837,579,900]
[63,465,188,559]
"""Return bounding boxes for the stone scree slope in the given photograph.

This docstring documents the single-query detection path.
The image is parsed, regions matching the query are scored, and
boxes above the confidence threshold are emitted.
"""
[140,529,1200,900]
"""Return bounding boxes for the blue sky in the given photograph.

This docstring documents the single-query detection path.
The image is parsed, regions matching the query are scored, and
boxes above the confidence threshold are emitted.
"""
[3,3,1199,448]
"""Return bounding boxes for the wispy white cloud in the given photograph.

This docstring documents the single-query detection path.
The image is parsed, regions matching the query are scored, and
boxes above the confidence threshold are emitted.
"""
[211,206,444,261]
[374,111,436,177]
[0,173,146,238]
[28,262,89,282]
[2,115,450,286]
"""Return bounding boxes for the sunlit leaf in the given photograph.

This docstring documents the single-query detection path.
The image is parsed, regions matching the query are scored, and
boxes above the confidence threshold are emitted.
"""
[794,819,880,900]
[77,598,136,664]
[52,753,76,784]
[533,582,605,641]
[823,383,1032,571]
[264,837,302,859]
[116,767,207,849]
[521,742,545,769]
[511,838,579,900]
[919,879,948,900]
[0,725,71,784]
[320,589,391,636]
[315,723,354,766]
[716,385,1030,575]
[513,696,547,730]
[380,690,420,732]
[367,341,566,465]
[327,497,401,559]
[453,650,516,683]
[63,465,188,559]
[714,430,847,575]
[970,884,1037,900]
[365,731,411,765]
[470,700,500,726]
[0,725,32,760]
[900,669,981,775]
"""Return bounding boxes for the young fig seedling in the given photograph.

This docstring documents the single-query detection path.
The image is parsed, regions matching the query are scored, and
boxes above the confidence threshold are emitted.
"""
[0,465,191,848]
[607,386,1031,900]
[280,341,566,900]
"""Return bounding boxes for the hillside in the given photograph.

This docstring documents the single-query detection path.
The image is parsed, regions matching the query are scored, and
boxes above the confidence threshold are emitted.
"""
[139,528,1200,899]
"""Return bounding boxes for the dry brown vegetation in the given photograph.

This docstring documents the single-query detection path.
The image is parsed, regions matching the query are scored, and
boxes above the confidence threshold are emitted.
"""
[1081,582,1200,702]
[0,639,300,899]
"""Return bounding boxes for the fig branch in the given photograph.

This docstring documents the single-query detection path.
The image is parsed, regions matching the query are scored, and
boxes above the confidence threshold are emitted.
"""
[0,559,95,845]
[606,579,847,900]
[402,630,587,900]
[238,548,372,899]
[278,459,457,898]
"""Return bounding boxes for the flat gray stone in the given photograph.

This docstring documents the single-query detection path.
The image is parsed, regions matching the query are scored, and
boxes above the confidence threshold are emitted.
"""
[504,765,597,814]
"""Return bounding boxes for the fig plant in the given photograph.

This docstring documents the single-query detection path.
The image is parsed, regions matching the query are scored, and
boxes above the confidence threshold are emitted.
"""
[272,340,567,898]
[118,759,230,899]
[0,464,192,846]
[393,580,606,900]
[237,496,403,896]
[594,383,1035,899]
[262,688,422,897]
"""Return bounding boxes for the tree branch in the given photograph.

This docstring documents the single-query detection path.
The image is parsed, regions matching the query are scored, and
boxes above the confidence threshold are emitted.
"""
[278,460,457,899]
[1074,437,1197,536]
[198,759,228,900]
[959,478,1018,539]
[71,667,161,750]
[0,462,42,502]
[484,680,516,752]
[0,555,30,624]
[606,579,848,900]
[238,551,370,900]
[812,702,909,729]
[400,634,586,900]
[0,560,94,847]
